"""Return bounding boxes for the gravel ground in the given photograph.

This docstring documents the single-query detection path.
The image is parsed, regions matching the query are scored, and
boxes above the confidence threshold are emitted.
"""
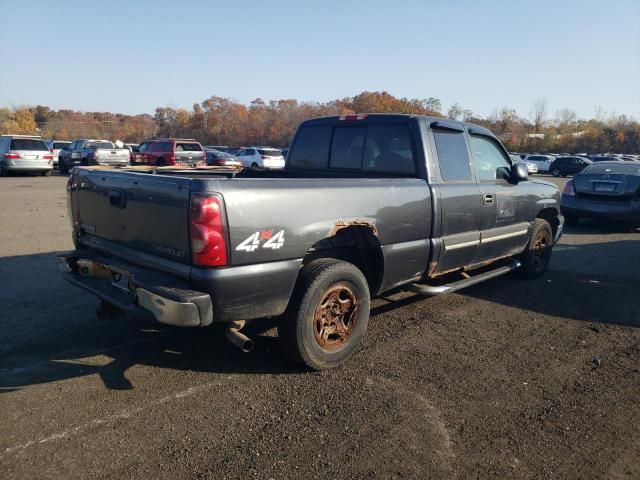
[1,173,638,480]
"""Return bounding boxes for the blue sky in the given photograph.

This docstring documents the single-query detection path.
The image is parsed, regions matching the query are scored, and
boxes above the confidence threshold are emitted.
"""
[1,0,638,119]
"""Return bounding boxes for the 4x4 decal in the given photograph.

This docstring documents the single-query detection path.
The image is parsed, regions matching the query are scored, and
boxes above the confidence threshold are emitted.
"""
[236,229,285,252]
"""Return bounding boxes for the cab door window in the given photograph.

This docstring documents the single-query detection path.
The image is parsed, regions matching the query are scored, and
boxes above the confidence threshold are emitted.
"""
[469,135,511,181]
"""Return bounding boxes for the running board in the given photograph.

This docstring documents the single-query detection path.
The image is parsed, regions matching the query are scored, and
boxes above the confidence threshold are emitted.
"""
[408,259,521,297]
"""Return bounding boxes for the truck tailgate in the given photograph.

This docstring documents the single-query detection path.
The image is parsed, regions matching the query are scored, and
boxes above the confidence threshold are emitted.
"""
[74,169,192,264]
[96,148,129,164]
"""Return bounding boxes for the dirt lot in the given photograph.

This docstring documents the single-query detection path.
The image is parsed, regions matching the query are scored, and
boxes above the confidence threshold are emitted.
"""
[1,173,639,480]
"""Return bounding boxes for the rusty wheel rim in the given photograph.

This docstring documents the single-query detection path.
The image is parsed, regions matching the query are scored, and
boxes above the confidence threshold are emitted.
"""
[313,283,359,350]
[532,229,551,269]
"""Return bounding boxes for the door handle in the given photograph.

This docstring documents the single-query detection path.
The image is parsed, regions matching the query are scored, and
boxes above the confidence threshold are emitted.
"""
[482,194,494,205]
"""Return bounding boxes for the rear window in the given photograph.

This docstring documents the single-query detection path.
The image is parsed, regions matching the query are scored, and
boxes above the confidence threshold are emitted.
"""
[433,130,472,181]
[176,142,202,152]
[85,141,114,149]
[585,163,640,175]
[330,127,366,169]
[289,122,415,174]
[10,139,49,151]
[288,125,332,168]
[257,149,282,156]
[363,124,415,174]
[52,142,70,149]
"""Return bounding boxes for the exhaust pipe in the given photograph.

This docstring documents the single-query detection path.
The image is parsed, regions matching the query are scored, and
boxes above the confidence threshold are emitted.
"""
[225,320,254,353]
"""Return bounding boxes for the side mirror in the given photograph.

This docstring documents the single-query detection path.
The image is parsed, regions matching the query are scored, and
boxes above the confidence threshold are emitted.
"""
[511,163,529,182]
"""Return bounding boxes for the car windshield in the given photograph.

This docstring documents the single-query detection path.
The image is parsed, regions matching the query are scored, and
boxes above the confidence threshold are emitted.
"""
[10,139,49,151]
[585,163,640,175]
[52,142,71,149]
[85,142,114,149]
[258,149,282,156]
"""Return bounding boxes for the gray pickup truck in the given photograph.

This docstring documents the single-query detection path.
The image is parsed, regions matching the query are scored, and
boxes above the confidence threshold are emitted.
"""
[58,139,130,174]
[61,114,563,369]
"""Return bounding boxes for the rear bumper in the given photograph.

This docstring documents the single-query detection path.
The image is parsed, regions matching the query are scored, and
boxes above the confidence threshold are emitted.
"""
[60,252,213,327]
[60,245,302,325]
[561,196,640,221]
[3,162,52,172]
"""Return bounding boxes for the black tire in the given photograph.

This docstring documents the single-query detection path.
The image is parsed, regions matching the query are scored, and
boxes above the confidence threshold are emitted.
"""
[0,164,7,177]
[251,162,259,168]
[278,258,370,370]
[41,170,52,177]
[156,158,166,167]
[552,168,561,177]
[517,218,554,279]
[564,214,579,226]
[59,164,69,175]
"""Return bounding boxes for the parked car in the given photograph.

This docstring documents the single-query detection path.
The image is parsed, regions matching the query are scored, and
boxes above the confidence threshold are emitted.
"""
[523,154,554,172]
[58,139,130,174]
[205,149,242,167]
[0,135,53,176]
[510,154,538,174]
[590,155,624,162]
[61,114,563,370]
[204,145,229,153]
[549,156,592,177]
[48,140,71,167]
[133,138,205,167]
[561,161,640,225]
[236,147,285,168]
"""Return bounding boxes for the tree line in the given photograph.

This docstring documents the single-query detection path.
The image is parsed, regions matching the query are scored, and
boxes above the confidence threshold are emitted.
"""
[1,92,638,153]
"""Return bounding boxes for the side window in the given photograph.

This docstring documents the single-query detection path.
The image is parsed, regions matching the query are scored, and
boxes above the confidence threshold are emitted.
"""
[363,124,415,174]
[470,135,511,182]
[433,129,473,181]
[288,125,332,168]
[329,127,366,169]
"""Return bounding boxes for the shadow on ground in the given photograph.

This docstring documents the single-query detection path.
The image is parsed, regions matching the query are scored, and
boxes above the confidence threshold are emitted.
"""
[1,233,638,392]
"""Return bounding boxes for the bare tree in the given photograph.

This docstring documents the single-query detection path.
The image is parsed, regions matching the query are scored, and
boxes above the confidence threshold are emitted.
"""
[530,98,547,132]
[447,103,463,120]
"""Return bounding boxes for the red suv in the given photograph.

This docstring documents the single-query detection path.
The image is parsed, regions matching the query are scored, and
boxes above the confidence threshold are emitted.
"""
[134,138,205,166]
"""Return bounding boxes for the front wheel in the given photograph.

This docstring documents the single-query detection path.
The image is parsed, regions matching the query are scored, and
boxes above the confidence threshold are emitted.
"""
[278,258,370,370]
[517,218,553,279]
[59,164,69,175]
[552,168,561,177]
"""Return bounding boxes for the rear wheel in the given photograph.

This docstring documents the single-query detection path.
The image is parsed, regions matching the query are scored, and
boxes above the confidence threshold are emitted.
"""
[59,164,69,175]
[517,218,553,279]
[278,258,370,370]
[0,164,7,177]
[251,162,259,168]
[41,170,52,177]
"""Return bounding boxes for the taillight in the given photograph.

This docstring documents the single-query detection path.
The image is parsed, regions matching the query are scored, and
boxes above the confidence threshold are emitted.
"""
[4,153,19,159]
[563,181,575,196]
[43,154,53,161]
[189,193,227,267]
[169,153,176,164]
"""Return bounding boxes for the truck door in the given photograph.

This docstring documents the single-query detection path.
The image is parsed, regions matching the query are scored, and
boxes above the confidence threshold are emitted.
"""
[429,121,482,275]
[467,131,530,264]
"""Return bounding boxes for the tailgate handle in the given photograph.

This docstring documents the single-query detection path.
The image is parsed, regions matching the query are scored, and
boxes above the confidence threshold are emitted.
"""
[108,189,127,208]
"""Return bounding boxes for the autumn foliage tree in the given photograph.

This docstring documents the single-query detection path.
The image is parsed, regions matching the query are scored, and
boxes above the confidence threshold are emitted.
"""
[0,93,638,153]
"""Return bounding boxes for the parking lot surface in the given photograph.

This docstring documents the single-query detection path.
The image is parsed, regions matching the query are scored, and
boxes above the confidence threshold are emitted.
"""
[1,174,639,479]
